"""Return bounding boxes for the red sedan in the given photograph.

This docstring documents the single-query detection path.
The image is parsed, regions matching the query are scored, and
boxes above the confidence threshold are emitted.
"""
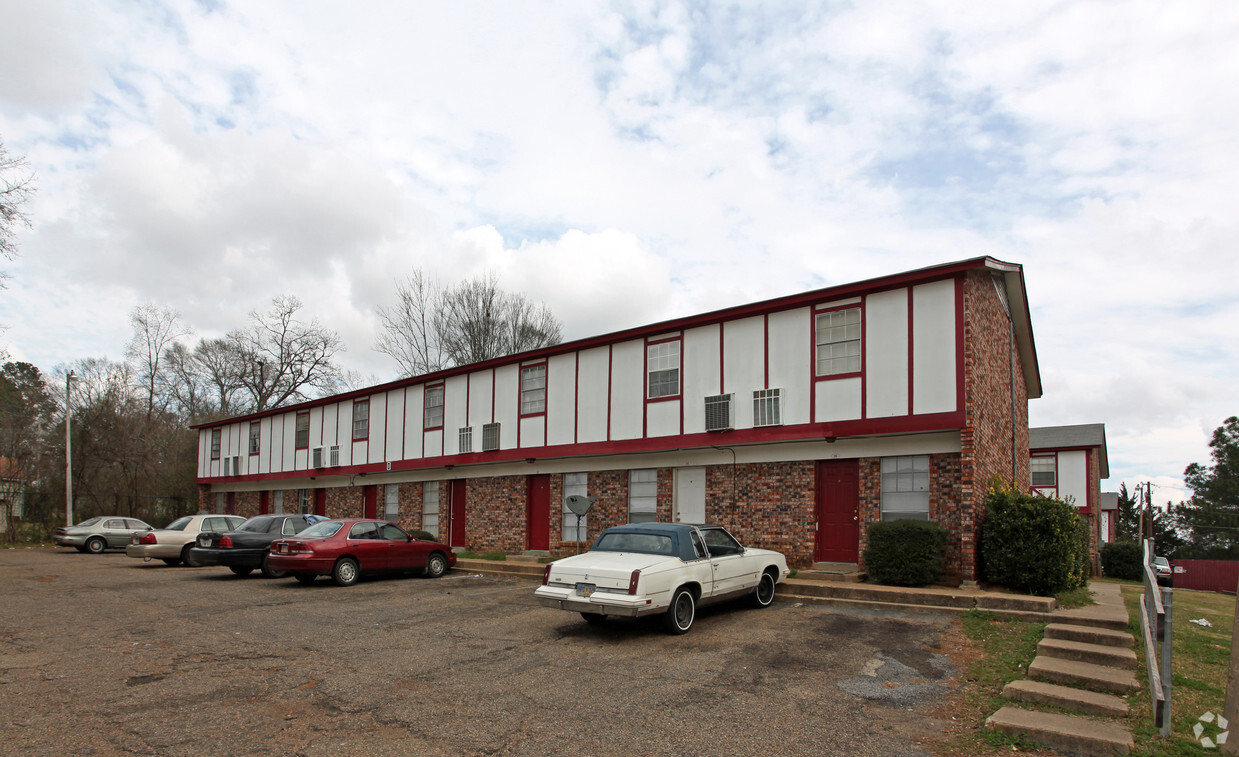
[268,519,456,587]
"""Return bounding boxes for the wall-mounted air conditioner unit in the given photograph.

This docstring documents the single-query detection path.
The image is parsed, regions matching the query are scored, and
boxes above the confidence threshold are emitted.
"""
[459,426,473,454]
[329,445,340,467]
[312,447,324,468]
[482,422,501,451]
[753,388,783,427]
[704,394,734,432]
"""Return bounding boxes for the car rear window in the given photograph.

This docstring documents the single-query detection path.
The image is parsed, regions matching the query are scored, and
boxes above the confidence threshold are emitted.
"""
[594,532,675,555]
[238,517,273,533]
[165,517,192,531]
[299,521,343,539]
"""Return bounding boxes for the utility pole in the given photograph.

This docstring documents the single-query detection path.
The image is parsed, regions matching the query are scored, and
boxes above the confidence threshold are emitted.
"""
[64,370,76,527]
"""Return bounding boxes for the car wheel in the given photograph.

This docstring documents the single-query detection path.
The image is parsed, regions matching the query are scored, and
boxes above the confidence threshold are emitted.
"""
[294,573,317,585]
[229,566,254,576]
[260,554,288,579]
[161,558,182,567]
[662,587,695,635]
[85,537,106,554]
[180,544,200,568]
[581,613,606,625]
[424,552,448,578]
[752,571,776,608]
[332,557,360,587]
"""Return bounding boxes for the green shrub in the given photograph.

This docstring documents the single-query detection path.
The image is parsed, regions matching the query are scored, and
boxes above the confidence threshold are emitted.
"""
[408,530,436,541]
[864,519,949,586]
[980,483,1090,596]
[1100,541,1143,580]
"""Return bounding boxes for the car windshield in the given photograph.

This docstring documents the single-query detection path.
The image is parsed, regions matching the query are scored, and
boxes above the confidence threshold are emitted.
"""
[237,517,273,533]
[74,517,102,527]
[298,521,343,539]
[593,531,675,555]
[164,517,192,531]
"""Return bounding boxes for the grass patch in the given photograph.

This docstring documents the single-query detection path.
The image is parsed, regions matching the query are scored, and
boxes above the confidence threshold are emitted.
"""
[1119,585,1235,756]
[456,551,508,561]
[1053,585,1094,609]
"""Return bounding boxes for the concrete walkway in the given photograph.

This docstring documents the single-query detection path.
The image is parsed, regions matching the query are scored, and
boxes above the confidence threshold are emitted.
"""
[986,582,1138,756]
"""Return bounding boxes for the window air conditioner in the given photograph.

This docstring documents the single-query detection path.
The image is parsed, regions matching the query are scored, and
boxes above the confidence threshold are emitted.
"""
[704,394,733,432]
[482,422,501,451]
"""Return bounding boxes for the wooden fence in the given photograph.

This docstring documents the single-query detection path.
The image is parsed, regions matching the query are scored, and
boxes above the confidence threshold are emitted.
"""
[1171,559,1239,594]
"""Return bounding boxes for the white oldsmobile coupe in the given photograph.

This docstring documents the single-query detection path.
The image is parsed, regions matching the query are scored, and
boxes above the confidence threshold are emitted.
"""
[535,523,790,634]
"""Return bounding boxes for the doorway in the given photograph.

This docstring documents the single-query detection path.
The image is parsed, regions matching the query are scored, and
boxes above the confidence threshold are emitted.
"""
[526,474,550,551]
[815,459,860,563]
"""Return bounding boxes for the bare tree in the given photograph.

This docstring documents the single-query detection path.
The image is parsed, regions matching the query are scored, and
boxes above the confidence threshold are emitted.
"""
[0,137,36,278]
[376,270,563,377]
[230,295,344,412]
[126,304,190,419]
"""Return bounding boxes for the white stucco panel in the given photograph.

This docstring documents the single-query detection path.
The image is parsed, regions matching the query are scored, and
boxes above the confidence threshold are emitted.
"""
[576,347,610,443]
[647,399,681,438]
[546,354,577,447]
[816,377,862,422]
[865,288,909,418]
[767,307,811,426]
[610,340,644,441]
[912,279,957,415]
[494,364,520,450]
[682,324,720,434]
[1058,450,1089,507]
[384,390,405,462]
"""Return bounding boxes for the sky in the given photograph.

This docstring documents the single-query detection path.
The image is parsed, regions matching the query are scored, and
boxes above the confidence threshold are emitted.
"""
[1,0,1236,506]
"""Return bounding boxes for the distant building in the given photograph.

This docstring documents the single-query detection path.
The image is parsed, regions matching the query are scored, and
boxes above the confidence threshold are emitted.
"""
[194,257,1044,583]
[1029,423,1110,565]
[1099,492,1119,544]
[0,458,26,536]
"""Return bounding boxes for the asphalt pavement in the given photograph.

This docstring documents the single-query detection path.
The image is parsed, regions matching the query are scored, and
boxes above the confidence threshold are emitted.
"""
[0,547,962,756]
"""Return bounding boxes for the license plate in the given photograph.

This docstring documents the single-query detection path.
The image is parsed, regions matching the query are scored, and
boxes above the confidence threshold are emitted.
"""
[575,582,595,598]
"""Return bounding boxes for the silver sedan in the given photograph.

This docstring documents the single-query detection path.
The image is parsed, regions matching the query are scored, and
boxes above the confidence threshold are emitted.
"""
[54,517,154,554]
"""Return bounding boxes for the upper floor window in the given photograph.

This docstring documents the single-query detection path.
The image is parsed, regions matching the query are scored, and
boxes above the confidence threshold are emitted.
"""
[210,428,221,460]
[647,340,680,399]
[1031,456,1057,488]
[248,422,260,455]
[424,384,445,430]
[880,455,930,521]
[521,364,547,415]
[815,307,862,377]
[295,411,310,449]
[353,399,370,441]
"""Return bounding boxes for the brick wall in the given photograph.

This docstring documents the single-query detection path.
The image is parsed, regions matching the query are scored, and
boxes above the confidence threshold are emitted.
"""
[960,270,1031,580]
[466,476,527,553]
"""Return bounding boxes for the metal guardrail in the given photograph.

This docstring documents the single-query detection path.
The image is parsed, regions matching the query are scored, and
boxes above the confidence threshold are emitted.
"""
[1141,538,1173,737]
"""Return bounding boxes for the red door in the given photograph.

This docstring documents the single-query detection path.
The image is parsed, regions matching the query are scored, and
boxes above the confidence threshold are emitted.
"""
[225,492,236,515]
[259,491,270,515]
[363,485,378,519]
[815,459,860,563]
[448,480,467,548]
[314,489,327,517]
[526,474,550,551]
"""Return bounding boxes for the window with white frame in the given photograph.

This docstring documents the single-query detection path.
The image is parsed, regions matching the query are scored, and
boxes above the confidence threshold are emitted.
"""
[215,492,226,514]
[298,489,311,514]
[210,429,221,460]
[384,484,399,522]
[424,385,444,429]
[272,490,284,514]
[521,364,547,415]
[423,482,440,537]
[562,473,588,541]
[647,341,680,399]
[815,308,862,376]
[248,422,260,455]
[353,400,369,441]
[880,455,930,520]
[1031,456,1057,488]
[628,469,658,524]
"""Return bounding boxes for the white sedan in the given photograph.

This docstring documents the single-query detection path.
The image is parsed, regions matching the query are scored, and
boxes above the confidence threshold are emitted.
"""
[125,514,246,566]
[535,523,790,634]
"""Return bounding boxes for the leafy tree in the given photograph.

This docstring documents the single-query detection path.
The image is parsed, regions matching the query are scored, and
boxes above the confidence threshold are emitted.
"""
[1176,416,1239,558]
[0,363,55,539]
[376,270,563,377]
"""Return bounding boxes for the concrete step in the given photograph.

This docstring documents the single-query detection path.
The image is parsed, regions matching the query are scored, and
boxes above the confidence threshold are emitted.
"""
[778,579,1057,614]
[453,558,545,580]
[986,706,1132,756]
[1003,679,1130,718]
[1038,637,1137,670]
[1053,602,1130,632]
[1028,655,1138,694]
[774,591,973,617]
[1045,622,1135,649]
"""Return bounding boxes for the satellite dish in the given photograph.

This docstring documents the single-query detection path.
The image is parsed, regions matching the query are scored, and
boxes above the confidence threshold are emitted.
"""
[566,494,596,517]
[564,495,598,554]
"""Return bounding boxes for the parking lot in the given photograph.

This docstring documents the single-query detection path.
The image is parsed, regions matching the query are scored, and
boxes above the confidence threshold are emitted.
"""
[1,548,963,756]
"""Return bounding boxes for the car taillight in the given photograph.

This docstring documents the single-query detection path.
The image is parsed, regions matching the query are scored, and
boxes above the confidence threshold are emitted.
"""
[140,532,157,544]
[542,564,552,586]
[283,541,313,555]
[628,569,641,595]
[220,535,233,548]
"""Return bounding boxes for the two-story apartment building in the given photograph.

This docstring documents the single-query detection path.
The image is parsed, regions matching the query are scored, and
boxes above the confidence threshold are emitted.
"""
[1030,423,1110,570]
[195,257,1041,582]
